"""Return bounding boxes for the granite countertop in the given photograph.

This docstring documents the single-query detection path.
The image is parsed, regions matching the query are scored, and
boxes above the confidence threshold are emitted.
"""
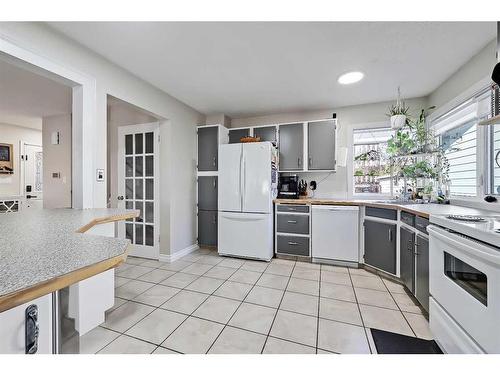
[0,208,138,311]
[274,198,497,218]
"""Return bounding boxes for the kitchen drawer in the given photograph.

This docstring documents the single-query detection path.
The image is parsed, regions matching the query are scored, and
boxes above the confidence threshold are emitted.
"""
[277,214,309,234]
[400,211,415,227]
[365,206,397,220]
[415,216,430,234]
[277,235,310,256]
[277,204,309,213]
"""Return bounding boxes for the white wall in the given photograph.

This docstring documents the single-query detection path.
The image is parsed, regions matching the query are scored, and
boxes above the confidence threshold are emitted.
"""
[0,122,42,197]
[0,22,205,256]
[428,39,496,113]
[230,97,428,198]
[205,113,231,127]
[42,114,72,208]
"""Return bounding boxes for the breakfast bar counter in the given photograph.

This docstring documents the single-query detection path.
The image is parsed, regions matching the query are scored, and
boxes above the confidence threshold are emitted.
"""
[0,208,138,313]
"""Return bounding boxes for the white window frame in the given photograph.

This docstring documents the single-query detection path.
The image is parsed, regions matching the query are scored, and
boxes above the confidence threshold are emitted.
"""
[428,84,491,206]
[349,121,394,200]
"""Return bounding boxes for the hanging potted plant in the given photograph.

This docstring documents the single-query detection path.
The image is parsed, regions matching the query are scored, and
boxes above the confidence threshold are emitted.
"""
[388,87,409,130]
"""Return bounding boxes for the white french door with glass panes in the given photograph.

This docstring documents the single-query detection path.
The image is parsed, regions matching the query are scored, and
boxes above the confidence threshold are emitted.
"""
[117,123,160,259]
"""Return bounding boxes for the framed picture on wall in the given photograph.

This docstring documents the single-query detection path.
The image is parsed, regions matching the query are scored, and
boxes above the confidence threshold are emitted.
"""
[0,143,14,173]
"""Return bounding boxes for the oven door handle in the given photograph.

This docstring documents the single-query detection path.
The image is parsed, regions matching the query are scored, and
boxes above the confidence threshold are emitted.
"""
[428,225,500,265]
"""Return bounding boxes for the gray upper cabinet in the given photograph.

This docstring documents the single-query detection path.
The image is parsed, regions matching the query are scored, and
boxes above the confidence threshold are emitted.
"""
[228,128,250,143]
[254,126,277,143]
[364,220,397,274]
[279,123,303,171]
[308,120,336,170]
[416,234,430,312]
[400,226,415,293]
[198,176,218,211]
[197,126,218,171]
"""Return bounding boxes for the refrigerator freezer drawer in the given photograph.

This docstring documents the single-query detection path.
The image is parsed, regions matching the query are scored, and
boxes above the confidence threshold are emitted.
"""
[218,212,273,261]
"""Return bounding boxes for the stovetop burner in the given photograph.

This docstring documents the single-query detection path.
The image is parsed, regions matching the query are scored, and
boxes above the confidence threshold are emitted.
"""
[446,214,486,222]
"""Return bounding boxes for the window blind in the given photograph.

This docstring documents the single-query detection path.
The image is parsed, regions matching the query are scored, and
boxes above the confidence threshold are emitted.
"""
[431,89,490,197]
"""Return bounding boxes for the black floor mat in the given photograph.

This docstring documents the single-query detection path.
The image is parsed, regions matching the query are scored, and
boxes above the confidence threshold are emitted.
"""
[371,329,443,354]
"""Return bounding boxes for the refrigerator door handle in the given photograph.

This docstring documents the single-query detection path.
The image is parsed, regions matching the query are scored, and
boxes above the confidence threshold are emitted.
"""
[239,149,244,211]
[242,154,246,211]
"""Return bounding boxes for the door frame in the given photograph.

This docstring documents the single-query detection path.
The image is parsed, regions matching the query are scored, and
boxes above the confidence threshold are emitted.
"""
[117,122,160,259]
[1,34,97,208]
[21,142,44,205]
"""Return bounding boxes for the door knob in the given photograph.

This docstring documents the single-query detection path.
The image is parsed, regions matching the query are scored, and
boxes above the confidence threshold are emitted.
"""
[117,196,124,201]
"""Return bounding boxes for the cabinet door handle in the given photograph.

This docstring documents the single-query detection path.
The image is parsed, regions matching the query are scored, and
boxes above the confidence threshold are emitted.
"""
[287,220,297,224]
[213,156,216,166]
[213,178,217,189]
[288,241,298,245]
[25,304,39,354]
[309,156,312,167]
[297,157,301,167]
[288,207,296,211]
[388,229,392,242]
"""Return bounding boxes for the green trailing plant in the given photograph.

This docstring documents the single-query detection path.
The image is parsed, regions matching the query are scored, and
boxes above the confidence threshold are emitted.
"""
[354,169,364,176]
[387,129,414,157]
[385,104,450,195]
[354,149,380,162]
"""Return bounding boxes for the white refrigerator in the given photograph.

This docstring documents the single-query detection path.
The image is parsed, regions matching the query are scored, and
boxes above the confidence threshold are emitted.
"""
[218,142,277,261]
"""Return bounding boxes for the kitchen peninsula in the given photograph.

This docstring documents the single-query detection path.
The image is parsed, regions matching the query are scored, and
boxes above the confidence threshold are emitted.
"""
[0,208,138,354]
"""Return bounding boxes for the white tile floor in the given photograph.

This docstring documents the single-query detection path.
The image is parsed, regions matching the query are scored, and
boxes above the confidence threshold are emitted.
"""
[80,248,432,354]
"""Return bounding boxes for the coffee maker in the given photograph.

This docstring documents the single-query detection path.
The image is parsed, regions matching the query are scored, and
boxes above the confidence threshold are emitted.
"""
[278,175,299,199]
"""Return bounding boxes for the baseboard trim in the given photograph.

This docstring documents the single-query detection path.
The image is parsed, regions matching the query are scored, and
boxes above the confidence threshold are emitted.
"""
[159,243,199,263]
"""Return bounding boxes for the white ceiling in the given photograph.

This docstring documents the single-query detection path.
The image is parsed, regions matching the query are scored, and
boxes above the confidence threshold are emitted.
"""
[0,58,72,129]
[48,22,496,118]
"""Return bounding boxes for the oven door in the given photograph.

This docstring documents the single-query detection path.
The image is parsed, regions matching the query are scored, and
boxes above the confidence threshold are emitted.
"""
[428,225,500,353]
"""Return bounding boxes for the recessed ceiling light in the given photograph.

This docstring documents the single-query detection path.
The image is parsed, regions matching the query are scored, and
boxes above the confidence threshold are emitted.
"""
[338,71,364,85]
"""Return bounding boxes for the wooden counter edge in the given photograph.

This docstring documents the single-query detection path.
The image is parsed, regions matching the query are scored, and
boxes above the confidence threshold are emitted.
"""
[0,212,137,313]
[274,199,430,218]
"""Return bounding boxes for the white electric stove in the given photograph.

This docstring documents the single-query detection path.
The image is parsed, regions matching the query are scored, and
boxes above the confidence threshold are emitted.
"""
[428,213,500,353]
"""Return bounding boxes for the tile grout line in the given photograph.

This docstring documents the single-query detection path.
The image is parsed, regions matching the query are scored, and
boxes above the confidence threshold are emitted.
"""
[101,252,217,353]
[204,259,273,354]
[385,282,418,338]
[156,257,248,353]
[315,265,322,354]
[260,260,297,354]
[347,266,373,354]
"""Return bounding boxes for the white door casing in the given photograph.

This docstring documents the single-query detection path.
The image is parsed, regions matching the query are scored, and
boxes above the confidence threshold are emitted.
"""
[117,122,160,259]
[23,143,43,209]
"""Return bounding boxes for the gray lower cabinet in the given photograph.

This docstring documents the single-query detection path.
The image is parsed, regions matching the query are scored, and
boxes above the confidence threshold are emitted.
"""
[228,128,250,143]
[276,235,309,256]
[254,126,277,143]
[198,126,218,171]
[364,220,396,274]
[198,176,217,211]
[416,234,429,312]
[198,210,217,247]
[277,214,309,235]
[279,123,303,170]
[307,120,336,170]
[400,226,415,293]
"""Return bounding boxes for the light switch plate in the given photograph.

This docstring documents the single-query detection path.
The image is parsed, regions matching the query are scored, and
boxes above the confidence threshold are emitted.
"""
[96,169,104,182]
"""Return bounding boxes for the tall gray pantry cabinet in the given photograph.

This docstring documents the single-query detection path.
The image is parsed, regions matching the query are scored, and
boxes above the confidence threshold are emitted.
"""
[197,125,228,247]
